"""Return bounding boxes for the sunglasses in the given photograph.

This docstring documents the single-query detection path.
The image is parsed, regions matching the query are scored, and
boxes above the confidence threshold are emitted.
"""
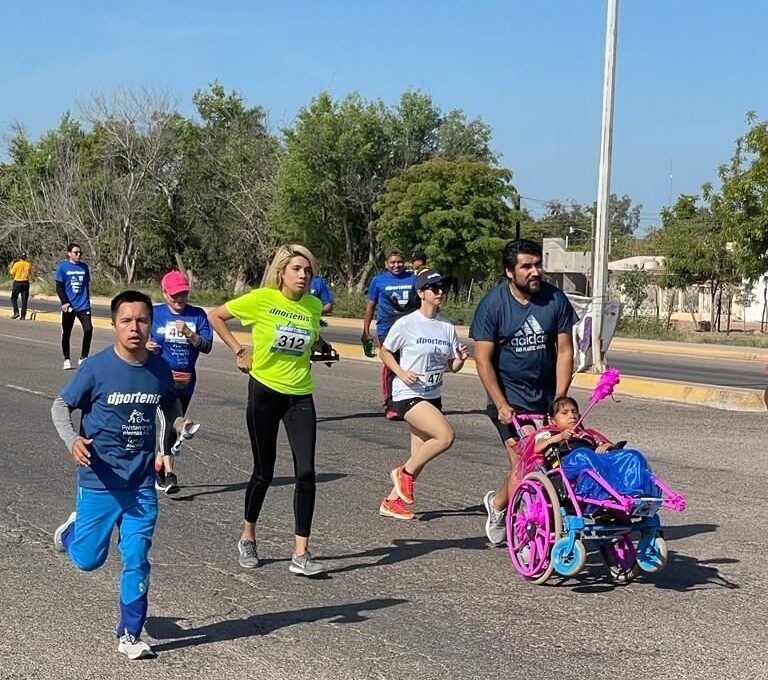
[423,284,444,294]
[71,250,82,255]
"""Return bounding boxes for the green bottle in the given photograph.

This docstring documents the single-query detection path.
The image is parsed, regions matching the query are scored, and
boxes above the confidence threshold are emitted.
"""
[362,339,376,358]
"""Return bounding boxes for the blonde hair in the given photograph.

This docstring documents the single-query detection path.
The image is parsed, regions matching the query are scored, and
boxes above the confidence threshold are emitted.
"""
[261,244,319,290]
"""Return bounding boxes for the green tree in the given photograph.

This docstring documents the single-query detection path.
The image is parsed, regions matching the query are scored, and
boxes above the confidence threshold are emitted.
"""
[275,90,498,290]
[167,83,280,290]
[710,112,768,328]
[373,157,519,277]
[520,194,641,252]
[653,194,739,331]
[617,267,652,318]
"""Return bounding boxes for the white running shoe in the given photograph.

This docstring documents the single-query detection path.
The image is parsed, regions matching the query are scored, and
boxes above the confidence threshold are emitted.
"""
[483,491,507,545]
[78,357,86,366]
[54,512,76,552]
[237,539,259,569]
[62,359,72,370]
[289,551,326,577]
[117,630,156,660]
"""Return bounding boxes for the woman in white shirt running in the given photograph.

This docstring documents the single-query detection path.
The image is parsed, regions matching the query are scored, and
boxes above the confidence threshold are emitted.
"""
[378,269,469,519]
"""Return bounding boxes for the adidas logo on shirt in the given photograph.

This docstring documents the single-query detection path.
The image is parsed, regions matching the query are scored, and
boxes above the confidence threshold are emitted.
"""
[510,315,547,352]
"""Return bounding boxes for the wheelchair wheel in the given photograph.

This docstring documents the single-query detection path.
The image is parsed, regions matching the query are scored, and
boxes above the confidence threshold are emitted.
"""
[636,532,668,574]
[552,537,587,577]
[600,533,641,584]
[507,471,562,585]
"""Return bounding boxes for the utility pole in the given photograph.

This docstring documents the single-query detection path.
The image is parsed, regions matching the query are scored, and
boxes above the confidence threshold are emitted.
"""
[590,0,619,373]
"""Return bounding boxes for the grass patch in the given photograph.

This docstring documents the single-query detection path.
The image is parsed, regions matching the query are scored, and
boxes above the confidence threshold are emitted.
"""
[616,316,768,348]
[6,276,233,308]
[615,317,686,341]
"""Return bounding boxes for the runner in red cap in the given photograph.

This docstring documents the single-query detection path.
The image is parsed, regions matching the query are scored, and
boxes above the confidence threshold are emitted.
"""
[146,270,213,493]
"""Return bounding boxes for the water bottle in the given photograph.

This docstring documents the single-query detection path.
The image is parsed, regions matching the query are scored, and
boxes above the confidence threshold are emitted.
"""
[171,422,201,456]
[362,339,376,358]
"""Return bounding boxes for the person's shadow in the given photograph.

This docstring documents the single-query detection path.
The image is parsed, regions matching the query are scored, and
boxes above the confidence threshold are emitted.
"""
[172,472,347,501]
[144,598,408,652]
[322,535,489,575]
[417,504,485,522]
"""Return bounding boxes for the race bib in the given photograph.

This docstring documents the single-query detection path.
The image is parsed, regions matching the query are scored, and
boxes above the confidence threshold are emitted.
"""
[271,324,310,356]
[423,369,444,389]
[162,320,196,344]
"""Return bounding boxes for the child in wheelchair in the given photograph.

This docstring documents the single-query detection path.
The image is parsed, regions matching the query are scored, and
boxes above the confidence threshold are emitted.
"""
[524,396,659,507]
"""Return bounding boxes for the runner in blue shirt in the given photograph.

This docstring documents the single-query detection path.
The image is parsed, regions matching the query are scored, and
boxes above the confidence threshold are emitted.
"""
[470,239,579,545]
[309,275,334,314]
[361,250,417,419]
[51,290,191,660]
[54,243,93,370]
[147,270,213,494]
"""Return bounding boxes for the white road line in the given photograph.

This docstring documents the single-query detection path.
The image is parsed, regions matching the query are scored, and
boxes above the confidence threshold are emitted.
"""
[5,384,56,398]
[0,332,59,346]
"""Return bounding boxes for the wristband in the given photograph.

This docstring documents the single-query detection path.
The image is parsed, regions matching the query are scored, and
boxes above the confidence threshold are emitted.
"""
[235,347,246,358]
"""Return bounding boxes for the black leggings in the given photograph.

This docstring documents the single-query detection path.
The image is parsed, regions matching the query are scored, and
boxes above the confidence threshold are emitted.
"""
[245,377,317,537]
[11,281,29,318]
[61,309,93,360]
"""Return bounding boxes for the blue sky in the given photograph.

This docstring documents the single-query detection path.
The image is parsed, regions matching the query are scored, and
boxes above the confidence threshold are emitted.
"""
[3,1,767,230]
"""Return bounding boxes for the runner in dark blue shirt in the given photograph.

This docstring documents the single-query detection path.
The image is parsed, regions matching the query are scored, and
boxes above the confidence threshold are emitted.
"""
[470,239,579,545]
[361,250,417,419]
[54,243,93,370]
[51,290,190,660]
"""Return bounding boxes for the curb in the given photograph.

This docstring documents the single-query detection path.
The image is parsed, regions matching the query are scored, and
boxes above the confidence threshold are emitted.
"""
[7,310,766,413]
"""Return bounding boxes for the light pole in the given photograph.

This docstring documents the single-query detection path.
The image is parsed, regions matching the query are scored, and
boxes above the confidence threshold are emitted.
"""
[565,225,591,250]
[590,0,619,373]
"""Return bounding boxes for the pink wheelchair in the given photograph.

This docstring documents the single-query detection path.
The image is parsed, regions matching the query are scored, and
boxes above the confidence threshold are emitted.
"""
[506,414,686,585]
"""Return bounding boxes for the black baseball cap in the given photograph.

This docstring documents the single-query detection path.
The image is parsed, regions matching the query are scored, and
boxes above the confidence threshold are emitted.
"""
[411,249,427,262]
[415,269,446,290]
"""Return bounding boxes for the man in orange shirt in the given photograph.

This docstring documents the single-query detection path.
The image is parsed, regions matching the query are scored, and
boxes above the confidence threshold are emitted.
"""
[8,252,31,320]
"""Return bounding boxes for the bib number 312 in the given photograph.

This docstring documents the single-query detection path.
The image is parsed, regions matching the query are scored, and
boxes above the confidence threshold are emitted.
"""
[272,324,311,356]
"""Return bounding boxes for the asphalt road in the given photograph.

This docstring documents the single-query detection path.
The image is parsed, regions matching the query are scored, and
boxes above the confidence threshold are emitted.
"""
[0,317,764,679]
[6,296,767,388]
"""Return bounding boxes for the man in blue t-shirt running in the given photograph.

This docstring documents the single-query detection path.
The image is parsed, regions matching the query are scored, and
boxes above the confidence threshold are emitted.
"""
[309,275,334,315]
[148,270,213,494]
[361,250,417,419]
[51,290,191,660]
[470,239,579,545]
[54,242,93,370]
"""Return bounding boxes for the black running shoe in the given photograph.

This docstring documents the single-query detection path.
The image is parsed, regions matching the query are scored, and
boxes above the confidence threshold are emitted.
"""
[164,473,180,495]
[155,469,167,492]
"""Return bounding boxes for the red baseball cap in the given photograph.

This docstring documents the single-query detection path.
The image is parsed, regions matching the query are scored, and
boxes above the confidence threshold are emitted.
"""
[161,270,190,296]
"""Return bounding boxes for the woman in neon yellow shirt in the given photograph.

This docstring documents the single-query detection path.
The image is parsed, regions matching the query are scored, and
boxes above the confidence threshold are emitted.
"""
[208,245,325,577]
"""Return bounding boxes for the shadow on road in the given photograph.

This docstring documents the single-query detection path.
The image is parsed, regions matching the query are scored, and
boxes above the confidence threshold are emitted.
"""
[565,549,739,594]
[171,472,347,501]
[323,535,488,574]
[145,598,408,651]
[662,523,718,541]
[417,504,485,522]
